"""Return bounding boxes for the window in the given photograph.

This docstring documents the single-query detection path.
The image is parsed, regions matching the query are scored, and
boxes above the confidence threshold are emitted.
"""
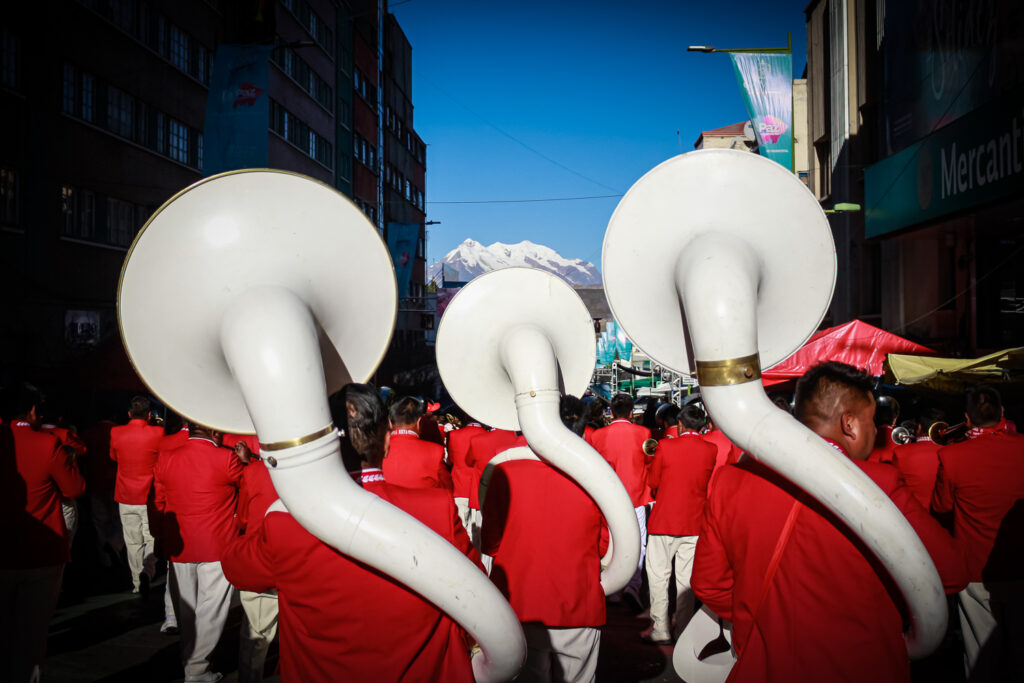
[404,179,411,201]
[61,185,96,239]
[81,74,94,121]
[0,168,17,225]
[156,112,166,153]
[107,86,135,139]
[197,133,204,172]
[62,64,77,114]
[1,31,17,88]
[169,118,188,163]
[170,25,189,71]
[107,198,136,246]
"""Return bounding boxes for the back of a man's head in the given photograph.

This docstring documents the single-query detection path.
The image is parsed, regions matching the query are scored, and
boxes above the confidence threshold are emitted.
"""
[679,404,707,432]
[965,385,1002,428]
[129,396,151,420]
[6,383,42,422]
[559,395,586,436]
[344,383,389,467]
[389,396,425,429]
[610,393,634,420]
[795,362,874,430]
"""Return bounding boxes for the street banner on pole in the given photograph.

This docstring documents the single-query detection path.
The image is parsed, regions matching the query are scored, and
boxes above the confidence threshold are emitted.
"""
[729,52,793,171]
[203,44,273,177]
[387,222,420,299]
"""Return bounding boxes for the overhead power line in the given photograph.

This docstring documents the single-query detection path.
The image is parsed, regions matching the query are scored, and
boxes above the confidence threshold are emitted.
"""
[428,194,623,205]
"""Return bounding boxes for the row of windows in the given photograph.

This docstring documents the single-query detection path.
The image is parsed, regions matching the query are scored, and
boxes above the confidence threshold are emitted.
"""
[280,0,334,54]
[61,183,151,248]
[385,164,425,212]
[271,46,333,112]
[269,99,333,169]
[77,0,211,86]
[384,104,425,165]
[2,31,17,89]
[353,67,377,107]
[354,132,376,170]
[63,64,204,170]
[353,198,377,224]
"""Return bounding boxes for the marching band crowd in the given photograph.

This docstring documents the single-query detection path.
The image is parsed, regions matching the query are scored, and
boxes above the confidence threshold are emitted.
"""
[2,361,1022,683]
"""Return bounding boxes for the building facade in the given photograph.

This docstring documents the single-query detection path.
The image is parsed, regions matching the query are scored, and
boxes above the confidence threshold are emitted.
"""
[805,0,1023,354]
[0,0,430,399]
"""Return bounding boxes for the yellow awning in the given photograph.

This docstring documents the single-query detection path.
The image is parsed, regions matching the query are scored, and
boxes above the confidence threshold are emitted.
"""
[887,347,1024,385]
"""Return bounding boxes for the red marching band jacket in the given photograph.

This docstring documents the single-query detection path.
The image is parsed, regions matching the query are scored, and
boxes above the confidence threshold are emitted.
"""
[447,423,486,500]
[109,418,164,505]
[481,457,606,628]
[647,431,716,536]
[221,469,480,682]
[589,419,652,507]
[692,454,967,683]
[465,429,521,510]
[383,429,453,491]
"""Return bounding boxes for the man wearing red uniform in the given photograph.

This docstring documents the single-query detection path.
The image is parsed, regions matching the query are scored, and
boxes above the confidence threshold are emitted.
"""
[692,362,967,683]
[589,393,651,607]
[109,396,164,594]
[1,384,87,683]
[221,384,478,682]
[155,423,244,683]
[232,440,280,683]
[448,418,487,531]
[932,386,1024,682]
[465,427,521,548]
[644,405,716,644]
[383,396,453,491]
[157,415,190,635]
[481,395,605,682]
[891,414,943,509]
[702,419,741,478]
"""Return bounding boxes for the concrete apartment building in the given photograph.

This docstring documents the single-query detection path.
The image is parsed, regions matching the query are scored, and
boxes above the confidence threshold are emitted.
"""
[0,0,430,400]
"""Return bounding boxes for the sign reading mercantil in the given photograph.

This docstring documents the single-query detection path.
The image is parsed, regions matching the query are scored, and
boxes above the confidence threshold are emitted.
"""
[865,90,1024,238]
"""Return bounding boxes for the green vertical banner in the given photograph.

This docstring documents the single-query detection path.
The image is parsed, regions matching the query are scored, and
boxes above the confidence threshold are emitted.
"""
[729,53,793,170]
[203,44,274,177]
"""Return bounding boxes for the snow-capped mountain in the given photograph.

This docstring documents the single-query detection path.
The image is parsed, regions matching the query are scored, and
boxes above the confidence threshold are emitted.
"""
[427,239,601,286]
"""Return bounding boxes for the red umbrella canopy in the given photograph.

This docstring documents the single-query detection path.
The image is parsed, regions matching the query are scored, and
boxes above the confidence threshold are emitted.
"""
[762,320,933,384]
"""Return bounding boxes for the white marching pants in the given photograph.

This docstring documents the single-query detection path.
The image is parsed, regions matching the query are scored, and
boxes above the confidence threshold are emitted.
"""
[624,505,648,599]
[170,560,234,681]
[958,580,1024,682]
[238,589,279,683]
[522,623,601,683]
[118,503,156,590]
[645,534,698,640]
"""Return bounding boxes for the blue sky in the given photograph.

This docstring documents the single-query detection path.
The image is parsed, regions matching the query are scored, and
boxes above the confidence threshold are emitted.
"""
[391,0,809,269]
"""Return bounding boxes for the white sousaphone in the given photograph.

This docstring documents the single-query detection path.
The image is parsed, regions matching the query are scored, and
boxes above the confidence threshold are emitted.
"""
[601,150,947,681]
[435,267,641,594]
[118,169,525,683]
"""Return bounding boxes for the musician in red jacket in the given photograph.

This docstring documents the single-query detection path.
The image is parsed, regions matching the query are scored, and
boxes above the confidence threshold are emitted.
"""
[155,422,244,683]
[931,385,1024,681]
[383,396,453,491]
[109,396,164,594]
[589,393,652,607]
[448,416,487,530]
[481,395,605,682]
[1,384,87,683]
[691,362,967,683]
[644,404,716,644]
[156,414,190,635]
[891,413,943,509]
[221,384,478,682]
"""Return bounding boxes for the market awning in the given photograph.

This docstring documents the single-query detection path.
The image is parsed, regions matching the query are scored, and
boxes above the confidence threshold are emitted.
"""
[886,347,1024,386]
[763,319,934,385]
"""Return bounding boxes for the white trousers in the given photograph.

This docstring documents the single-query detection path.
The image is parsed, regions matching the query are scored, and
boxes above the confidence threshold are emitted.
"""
[454,497,472,535]
[0,564,64,683]
[238,589,279,683]
[164,562,177,624]
[958,580,1024,682]
[522,623,600,683]
[624,505,648,599]
[61,500,78,546]
[645,534,698,639]
[170,560,234,680]
[119,503,156,590]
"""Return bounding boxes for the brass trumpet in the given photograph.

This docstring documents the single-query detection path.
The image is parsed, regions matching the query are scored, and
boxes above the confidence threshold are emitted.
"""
[928,421,968,446]
[891,426,914,445]
[642,438,658,457]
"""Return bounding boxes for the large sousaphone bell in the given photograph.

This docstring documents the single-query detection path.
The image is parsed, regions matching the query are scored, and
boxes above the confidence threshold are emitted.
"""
[435,267,641,594]
[601,150,947,680]
[118,169,525,682]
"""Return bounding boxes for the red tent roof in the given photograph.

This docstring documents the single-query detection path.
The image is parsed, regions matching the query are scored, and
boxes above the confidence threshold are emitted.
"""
[762,320,934,385]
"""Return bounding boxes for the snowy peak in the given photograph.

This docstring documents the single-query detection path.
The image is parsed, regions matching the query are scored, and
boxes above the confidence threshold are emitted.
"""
[428,239,601,286]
